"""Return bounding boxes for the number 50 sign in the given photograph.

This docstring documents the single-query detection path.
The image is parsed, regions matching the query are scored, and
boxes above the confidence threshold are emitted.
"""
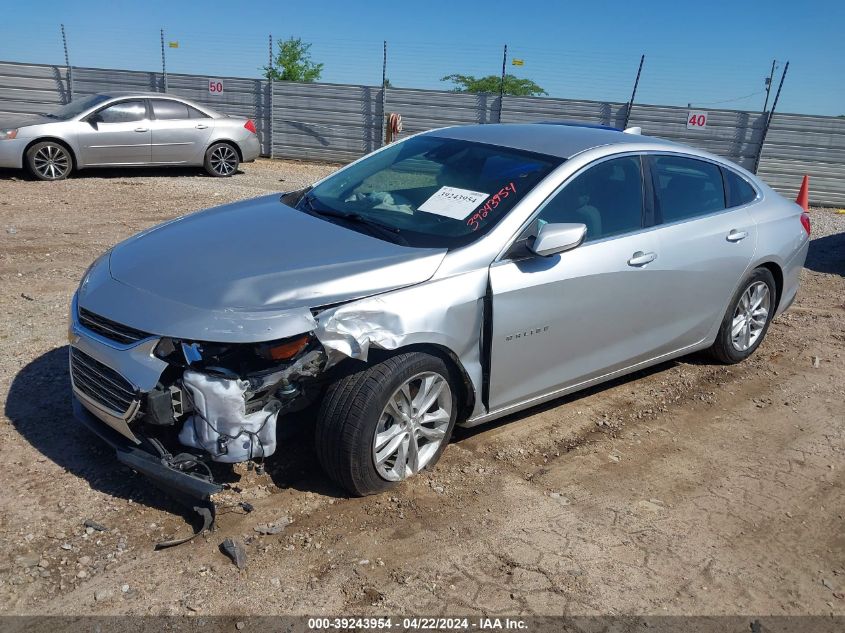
[208,80,224,94]
[687,110,708,129]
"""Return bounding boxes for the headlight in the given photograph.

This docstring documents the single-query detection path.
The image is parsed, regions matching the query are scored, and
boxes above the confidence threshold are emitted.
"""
[0,128,18,140]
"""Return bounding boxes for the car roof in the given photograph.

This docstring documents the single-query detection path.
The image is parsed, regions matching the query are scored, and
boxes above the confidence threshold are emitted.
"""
[99,91,191,100]
[426,123,675,160]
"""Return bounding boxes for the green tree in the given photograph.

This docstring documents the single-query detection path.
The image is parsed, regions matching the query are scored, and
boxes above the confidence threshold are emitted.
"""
[441,73,547,96]
[263,37,323,82]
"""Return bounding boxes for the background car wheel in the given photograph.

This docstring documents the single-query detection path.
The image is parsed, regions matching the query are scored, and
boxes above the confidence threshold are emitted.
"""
[26,141,72,181]
[204,142,239,177]
[315,351,459,496]
[708,267,777,364]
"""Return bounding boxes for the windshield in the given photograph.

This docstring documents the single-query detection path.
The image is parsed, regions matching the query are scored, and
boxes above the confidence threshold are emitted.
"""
[45,94,112,120]
[298,135,562,248]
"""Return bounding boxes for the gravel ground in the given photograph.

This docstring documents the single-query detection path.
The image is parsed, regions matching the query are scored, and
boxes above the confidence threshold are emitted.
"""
[0,159,843,619]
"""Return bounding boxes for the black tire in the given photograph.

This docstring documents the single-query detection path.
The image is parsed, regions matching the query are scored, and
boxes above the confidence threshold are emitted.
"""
[203,142,240,177]
[25,141,73,181]
[315,352,459,496]
[708,267,777,364]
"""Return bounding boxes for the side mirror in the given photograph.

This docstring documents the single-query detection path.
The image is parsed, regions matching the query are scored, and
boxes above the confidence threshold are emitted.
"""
[528,222,587,257]
[87,113,102,127]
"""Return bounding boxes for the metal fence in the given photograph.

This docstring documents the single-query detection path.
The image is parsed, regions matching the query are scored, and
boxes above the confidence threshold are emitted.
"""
[1,60,843,206]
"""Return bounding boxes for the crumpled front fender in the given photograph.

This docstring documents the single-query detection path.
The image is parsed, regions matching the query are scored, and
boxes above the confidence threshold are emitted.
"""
[314,269,489,419]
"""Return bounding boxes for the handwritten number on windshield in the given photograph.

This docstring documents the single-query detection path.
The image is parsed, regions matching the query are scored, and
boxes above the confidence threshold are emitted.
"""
[466,182,516,231]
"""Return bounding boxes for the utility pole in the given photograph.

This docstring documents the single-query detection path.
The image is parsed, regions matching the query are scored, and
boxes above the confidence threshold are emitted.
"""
[622,54,645,130]
[60,24,72,102]
[381,40,388,146]
[160,28,168,92]
[762,59,777,112]
[268,34,274,159]
[498,44,507,123]
[754,61,789,174]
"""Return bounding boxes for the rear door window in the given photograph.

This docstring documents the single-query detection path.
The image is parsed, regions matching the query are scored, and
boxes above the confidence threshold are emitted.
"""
[151,99,191,120]
[650,155,726,223]
[722,168,758,207]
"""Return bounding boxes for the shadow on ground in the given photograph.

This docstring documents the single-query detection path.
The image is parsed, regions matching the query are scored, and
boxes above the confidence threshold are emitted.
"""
[805,231,845,277]
[0,166,243,181]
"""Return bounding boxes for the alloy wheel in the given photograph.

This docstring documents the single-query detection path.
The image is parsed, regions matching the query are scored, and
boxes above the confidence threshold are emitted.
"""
[209,145,238,176]
[33,144,70,180]
[730,281,770,352]
[372,371,452,482]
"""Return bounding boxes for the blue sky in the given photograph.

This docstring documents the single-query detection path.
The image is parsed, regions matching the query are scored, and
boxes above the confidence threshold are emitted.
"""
[3,0,844,115]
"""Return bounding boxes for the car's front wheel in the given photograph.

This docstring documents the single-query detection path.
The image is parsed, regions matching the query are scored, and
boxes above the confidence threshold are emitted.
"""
[316,352,458,496]
[709,267,777,363]
[26,141,73,181]
[204,142,240,177]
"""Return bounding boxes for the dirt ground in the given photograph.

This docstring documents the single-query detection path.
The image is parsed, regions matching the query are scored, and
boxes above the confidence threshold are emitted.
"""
[0,159,842,618]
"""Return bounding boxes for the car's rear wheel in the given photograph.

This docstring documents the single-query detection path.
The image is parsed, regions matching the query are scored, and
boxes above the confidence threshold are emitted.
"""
[708,267,776,364]
[204,142,239,177]
[315,352,458,496]
[26,141,73,181]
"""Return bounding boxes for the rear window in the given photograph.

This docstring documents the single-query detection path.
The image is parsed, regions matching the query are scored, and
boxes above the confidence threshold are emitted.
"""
[723,168,757,207]
[651,155,726,223]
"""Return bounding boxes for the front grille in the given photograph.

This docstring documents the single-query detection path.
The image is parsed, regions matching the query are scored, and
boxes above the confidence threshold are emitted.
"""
[78,307,150,345]
[70,348,137,416]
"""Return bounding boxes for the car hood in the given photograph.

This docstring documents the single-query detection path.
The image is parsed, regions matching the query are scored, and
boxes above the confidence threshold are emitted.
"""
[78,194,447,342]
[0,113,56,129]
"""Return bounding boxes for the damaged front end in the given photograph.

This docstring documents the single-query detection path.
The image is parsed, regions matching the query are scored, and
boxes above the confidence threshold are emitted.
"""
[69,293,330,545]
[150,334,326,464]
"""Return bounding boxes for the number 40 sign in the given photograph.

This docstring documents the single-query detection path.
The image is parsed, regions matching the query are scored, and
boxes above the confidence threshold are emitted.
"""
[687,110,708,129]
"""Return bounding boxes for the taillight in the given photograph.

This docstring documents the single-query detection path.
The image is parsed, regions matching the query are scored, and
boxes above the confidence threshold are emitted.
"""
[244,119,257,134]
[800,212,811,235]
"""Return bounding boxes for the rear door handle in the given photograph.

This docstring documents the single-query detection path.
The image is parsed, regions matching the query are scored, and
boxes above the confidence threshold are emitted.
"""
[134,127,149,133]
[628,251,657,267]
[726,229,748,242]
[195,124,208,129]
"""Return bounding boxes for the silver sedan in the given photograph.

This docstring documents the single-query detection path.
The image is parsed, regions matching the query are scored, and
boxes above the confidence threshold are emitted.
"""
[0,92,260,180]
[68,123,810,512]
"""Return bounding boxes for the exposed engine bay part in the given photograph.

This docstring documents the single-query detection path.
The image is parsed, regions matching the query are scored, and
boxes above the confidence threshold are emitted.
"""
[179,370,281,463]
[175,348,327,462]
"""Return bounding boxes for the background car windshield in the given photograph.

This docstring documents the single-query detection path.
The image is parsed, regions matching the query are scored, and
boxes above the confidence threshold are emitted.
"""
[304,135,561,248]
[48,94,112,120]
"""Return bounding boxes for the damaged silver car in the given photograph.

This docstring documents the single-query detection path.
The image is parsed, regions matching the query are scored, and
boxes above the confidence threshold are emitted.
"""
[69,123,810,520]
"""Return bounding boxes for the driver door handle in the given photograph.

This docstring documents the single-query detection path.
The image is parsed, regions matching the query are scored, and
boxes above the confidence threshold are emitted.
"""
[628,251,657,267]
[134,127,149,133]
[726,229,748,242]
[195,124,208,129]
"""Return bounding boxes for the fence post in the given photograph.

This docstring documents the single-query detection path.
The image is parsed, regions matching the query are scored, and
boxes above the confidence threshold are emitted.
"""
[753,61,789,174]
[60,23,73,102]
[268,34,274,159]
[160,28,168,92]
[381,40,388,146]
[498,44,507,123]
[622,54,644,130]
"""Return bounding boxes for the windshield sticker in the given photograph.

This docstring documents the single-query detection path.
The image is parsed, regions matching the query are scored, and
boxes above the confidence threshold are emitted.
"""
[417,186,490,220]
[466,182,516,231]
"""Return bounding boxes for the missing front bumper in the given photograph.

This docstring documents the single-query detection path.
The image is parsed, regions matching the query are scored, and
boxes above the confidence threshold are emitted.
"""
[73,397,222,547]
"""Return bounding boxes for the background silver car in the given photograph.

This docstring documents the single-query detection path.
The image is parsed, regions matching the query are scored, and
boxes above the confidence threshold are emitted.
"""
[0,92,260,180]
[68,123,810,510]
